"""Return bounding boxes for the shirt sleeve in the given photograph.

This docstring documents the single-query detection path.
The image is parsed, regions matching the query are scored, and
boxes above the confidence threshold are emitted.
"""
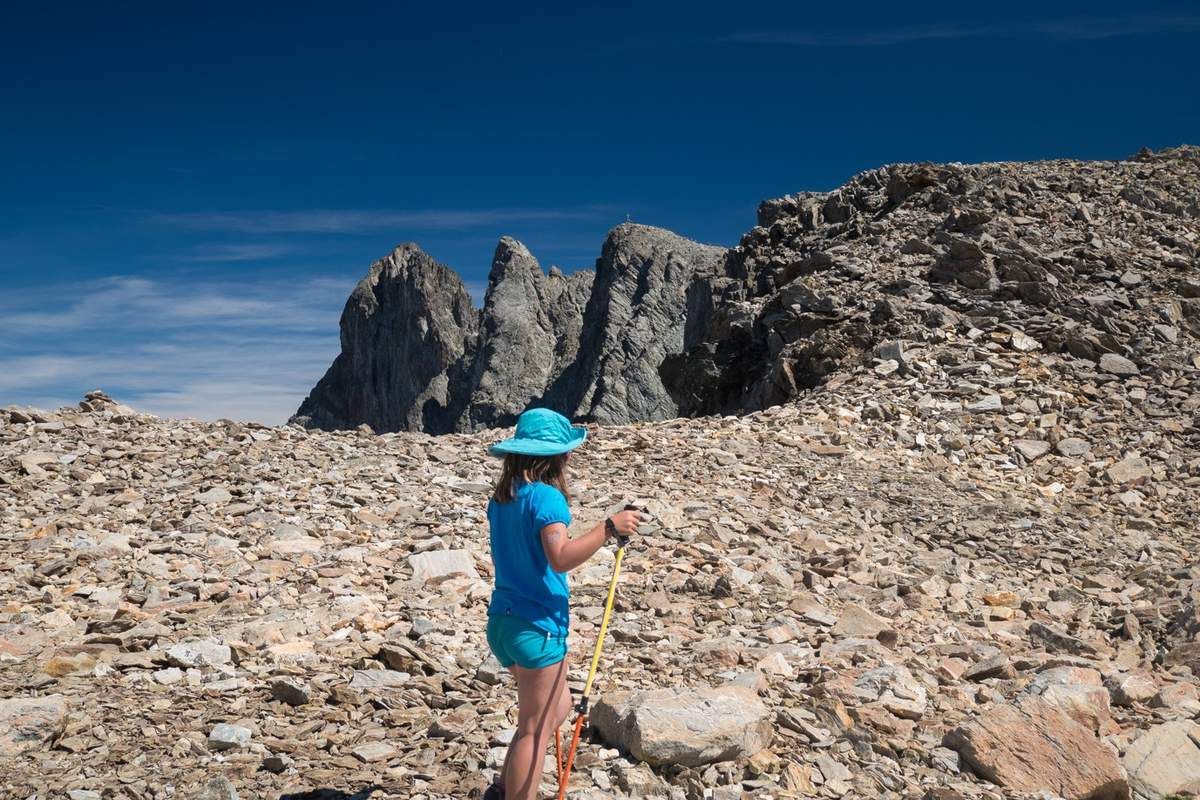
[531,484,572,532]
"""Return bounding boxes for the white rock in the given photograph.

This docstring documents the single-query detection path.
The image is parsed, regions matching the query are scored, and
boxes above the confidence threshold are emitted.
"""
[408,549,479,583]
[165,639,232,669]
[195,487,232,505]
[207,723,251,751]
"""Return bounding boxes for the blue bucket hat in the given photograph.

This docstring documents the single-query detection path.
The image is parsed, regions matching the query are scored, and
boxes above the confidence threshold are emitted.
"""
[488,407,587,457]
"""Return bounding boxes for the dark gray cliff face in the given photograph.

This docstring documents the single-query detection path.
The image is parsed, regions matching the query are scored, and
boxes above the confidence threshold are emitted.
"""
[292,224,720,434]
[542,223,726,423]
[292,244,478,434]
[458,237,593,431]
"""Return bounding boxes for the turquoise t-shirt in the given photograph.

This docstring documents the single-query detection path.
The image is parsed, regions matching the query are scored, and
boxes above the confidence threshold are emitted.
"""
[487,479,572,636]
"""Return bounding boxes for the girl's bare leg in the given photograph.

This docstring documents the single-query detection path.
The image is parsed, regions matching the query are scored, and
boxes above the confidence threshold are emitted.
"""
[500,655,571,800]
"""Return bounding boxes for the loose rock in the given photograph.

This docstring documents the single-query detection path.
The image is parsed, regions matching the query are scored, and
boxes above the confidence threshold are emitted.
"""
[944,697,1128,799]
[592,686,772,767]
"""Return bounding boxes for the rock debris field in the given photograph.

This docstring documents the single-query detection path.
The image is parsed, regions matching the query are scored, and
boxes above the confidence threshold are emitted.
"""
[4,145,1200,800]
[3,371,1199,800]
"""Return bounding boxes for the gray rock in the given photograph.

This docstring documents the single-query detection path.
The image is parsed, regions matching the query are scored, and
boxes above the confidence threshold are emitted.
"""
[291,243,479,434]
[408,549,479,583]
[591,686,772,767]
[196,776,239,800]
[1029,622,1097,657]
[1122,720,1200,799]
[1014,439,1051,461]
[853,665,928,719]
[967,395,1003,413]
[207,723,251,751]
[262,753,294,774]
[166,639,232,669]
[194,487,232,505]
[1023,666,1112,734]
[1107,672,1157,708]
[0,694,68,757]
[832,603,895,642]
[348,669,410,691]
[1099,353,1140,376]
[269,677,310,706]
[457,237,590,430]
[1107,456,1152,485]
[351,741,397,763]
[963,653,1013,682]
[1056,437,1091,457]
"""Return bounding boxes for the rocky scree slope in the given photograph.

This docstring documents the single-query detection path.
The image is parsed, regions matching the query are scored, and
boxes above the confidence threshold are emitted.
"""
[292,224,724,434]
[2,368,1199,799]
[663,146,1200,418]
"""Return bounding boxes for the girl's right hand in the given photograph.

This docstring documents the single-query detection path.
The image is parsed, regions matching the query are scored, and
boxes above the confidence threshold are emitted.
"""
[609,508,644,538]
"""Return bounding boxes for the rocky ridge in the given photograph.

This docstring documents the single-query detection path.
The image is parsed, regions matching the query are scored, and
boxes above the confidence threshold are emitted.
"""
[293,224,724,434]
[663,145,1200,417]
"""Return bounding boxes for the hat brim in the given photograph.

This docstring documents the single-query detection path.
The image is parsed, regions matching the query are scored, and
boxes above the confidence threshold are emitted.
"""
[488,427,586,457]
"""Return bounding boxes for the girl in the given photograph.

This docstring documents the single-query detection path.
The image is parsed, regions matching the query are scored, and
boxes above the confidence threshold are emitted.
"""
[484,407,642,800]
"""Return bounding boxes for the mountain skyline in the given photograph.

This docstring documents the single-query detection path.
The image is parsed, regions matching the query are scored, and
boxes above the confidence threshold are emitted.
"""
[3,1,1198,422]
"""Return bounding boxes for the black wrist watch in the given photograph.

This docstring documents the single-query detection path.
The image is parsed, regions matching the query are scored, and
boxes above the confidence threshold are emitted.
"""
[605,517,617,539]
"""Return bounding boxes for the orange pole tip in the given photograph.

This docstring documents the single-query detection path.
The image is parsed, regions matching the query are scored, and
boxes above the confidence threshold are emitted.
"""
[556,713,587,800]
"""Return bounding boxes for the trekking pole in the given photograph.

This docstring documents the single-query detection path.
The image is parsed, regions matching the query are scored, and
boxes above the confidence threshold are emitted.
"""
[556,508,637,800]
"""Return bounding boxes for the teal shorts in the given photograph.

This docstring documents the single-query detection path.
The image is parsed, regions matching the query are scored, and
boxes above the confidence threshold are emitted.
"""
[487,612,567,670]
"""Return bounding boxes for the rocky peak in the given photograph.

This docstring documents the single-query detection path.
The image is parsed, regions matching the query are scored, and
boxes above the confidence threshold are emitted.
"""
[541,223,726,423]
[484,236,543,292]
[458,238,563,431]
[292,243,477,434]
[293,223,722,433]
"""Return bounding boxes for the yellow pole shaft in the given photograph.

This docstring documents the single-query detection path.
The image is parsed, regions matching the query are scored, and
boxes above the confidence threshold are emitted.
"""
[581,543,625,699]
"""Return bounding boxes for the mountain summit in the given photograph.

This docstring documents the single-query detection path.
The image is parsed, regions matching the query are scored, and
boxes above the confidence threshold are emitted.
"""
[292,223,724,433]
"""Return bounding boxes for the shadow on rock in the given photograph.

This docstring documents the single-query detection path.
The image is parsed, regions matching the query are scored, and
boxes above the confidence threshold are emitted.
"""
[279,787,381,800]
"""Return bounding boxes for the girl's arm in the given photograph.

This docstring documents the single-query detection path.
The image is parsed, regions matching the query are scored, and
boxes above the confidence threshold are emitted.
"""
[540,509,642,573]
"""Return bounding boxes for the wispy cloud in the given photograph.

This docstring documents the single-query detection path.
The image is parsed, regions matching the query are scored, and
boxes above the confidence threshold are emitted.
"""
[0,275,347,334]
[150,206,612,234]
[175,243,296,262]
[719,14,1200,47]
[0,275,346,424]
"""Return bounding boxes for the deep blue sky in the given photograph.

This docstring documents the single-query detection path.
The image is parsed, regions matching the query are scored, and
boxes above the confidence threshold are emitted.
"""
[2,1,1197,422]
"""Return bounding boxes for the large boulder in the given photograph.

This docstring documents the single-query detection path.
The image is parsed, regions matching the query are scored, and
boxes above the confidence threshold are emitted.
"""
[943,696,1129,800]
[0,694,68,757]
[592,686,772,767]
[1122,720,1200,800]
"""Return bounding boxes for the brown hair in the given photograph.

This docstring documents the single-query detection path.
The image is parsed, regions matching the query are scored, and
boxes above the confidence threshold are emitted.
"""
[492,453,571,504]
